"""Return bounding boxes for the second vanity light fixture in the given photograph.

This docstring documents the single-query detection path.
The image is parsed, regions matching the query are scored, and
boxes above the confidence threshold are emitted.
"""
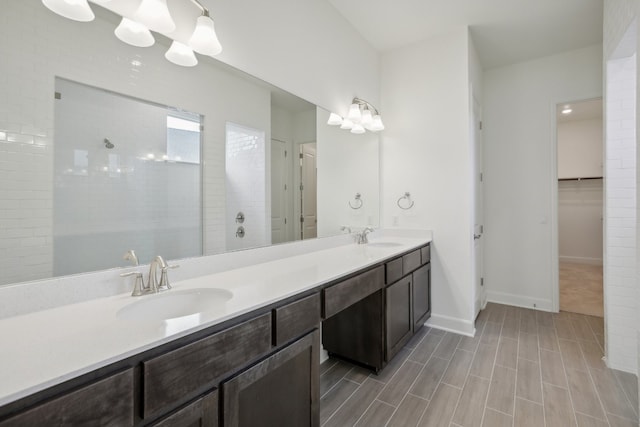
[327,98,385,134]
[41,0,222,67]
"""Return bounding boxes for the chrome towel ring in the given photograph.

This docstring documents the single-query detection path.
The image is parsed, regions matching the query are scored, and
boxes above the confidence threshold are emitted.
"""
[349,193,363,209]
[397,192,414,210]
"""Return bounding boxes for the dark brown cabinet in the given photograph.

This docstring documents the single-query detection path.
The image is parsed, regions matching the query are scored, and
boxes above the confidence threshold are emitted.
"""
[152,391,218,427]
[0,369,134,427]
[222,330,320,427]
[322,244,431,373]
[412,263,431,331]
[386,275,413,360]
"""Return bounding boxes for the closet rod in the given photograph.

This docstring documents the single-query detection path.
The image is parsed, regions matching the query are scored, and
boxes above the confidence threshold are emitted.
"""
[558,177,603,182]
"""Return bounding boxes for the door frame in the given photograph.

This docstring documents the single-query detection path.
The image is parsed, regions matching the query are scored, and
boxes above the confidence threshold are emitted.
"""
[550,95,604,313]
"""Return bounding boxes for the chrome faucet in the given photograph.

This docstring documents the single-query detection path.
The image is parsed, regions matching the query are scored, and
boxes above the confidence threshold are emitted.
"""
[355,227,374,244]
[120,252,180,296]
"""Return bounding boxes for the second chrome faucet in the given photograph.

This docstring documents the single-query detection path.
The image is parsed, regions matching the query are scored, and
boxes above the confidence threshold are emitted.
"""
[121,250,180,296]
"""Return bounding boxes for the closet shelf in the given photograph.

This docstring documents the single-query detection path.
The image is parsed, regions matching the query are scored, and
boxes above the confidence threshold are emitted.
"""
[558,177,603,182]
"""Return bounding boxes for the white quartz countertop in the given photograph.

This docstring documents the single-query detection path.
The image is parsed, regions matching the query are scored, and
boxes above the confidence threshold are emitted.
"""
[0,236,430,406]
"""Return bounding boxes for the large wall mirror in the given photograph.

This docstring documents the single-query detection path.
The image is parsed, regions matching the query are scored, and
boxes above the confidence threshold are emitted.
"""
[0,0,380,286]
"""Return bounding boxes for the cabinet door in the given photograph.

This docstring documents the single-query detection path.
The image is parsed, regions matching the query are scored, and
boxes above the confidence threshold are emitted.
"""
[0,370,134,427]
[385,276,413,361]
[412,263,431,330]
[222,330,319,427]
[152,391,218,427]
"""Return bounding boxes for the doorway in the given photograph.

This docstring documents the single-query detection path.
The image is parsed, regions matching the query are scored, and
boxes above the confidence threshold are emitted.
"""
[299,142,317,239]
[556,98,604,317]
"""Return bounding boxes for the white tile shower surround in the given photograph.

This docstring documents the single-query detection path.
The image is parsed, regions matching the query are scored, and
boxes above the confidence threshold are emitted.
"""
[0,231,431,406]
[606,54,638,373]
[0,0,271,285]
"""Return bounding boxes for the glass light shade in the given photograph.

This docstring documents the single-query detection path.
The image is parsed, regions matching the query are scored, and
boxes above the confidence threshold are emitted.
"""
[134,0,176,33]
[189,15,222,56]
[327,113,343,126]
[115,18,155,48]
[165,41,198,67]
[361,109,373,128]
[347,103,362,122]
[370,115,385,131]
[351,123,365,134]
[42,0,95,22]
[340,118,354,130]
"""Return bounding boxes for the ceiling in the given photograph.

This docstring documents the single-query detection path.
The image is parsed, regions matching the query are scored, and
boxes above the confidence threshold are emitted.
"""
[327,0,604,69]
[557,98,603,123]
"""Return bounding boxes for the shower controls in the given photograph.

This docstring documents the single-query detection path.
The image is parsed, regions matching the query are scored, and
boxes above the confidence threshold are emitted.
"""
[236,226,245,238]
[235,212,245,223]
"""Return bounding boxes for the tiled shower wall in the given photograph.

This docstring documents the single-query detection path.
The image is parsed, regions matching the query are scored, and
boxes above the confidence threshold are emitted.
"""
[53,79,201,275]
[606,54,638,373]
[0,0,270,285]
[604,0,639,380]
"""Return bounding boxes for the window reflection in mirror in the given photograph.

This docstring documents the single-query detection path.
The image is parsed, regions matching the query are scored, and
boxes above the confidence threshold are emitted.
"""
[53,78,203,275]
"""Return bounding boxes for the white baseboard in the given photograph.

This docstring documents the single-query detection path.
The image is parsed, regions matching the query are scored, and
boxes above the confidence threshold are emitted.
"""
[426,314,475,337]
[604,357,638,375]
[559,256,603,266]
[486,291,553,312]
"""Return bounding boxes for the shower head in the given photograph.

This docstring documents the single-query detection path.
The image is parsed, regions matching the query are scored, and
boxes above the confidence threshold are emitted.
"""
[104,138,114,149]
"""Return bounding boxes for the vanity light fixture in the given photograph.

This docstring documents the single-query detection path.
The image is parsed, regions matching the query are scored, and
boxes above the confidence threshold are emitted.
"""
[42,0,95,22]
[114,18,155,48]
[328,97,385,133]
[41,0,223,68]
[165,41,198,67]
[561,105,573,114]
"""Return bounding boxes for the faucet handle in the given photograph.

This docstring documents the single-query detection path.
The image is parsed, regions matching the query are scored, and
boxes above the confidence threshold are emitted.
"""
[158,264,180,291]
[120,271,146,296]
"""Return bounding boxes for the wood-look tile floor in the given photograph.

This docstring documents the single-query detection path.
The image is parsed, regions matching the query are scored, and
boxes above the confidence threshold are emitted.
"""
[319,303,639,427]
[559,262,604,318]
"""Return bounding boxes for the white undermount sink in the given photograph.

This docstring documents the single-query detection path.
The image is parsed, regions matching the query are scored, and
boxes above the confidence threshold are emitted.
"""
[117,288,233,322]
[367,241,403,248]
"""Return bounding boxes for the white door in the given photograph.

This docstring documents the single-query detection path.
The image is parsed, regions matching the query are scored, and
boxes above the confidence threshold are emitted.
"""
[300,143,317,239]
[473,98,485,317]
[271,139,289,244]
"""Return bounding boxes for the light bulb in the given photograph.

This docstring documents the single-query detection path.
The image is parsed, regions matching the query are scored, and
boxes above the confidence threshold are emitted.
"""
[189,15,222,56]
[165,41,198,67]
[134,0,175,33]
[370,115,385,131]
[361,109,373,129]
[327,113,343,126]
[114,18,155,48]
[340,118,354,130]
[347,103,362,123]
[42,0,95,22]
[351,123,365,134]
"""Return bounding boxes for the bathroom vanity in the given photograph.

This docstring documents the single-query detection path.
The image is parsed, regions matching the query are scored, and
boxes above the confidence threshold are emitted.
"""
[0,238,431,426]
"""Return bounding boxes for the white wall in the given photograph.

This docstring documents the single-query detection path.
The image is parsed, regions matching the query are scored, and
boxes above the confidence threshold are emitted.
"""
[212,0,380,114]
[316,109,379,236]
[483,45,603,310]
[380,27,475,335]
[558,119,604,179]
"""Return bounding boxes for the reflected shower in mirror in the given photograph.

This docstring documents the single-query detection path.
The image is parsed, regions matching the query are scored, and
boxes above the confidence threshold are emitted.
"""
[0,0,379,287]
[53,78,203,275]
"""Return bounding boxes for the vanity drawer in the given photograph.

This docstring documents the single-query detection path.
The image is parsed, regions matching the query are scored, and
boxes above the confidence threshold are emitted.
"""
[402,249,422,274]
[421,245,431,264]
[0,369,134,427]
[274,293,321,346]
[385,257,403,284]
[323,266,384,318]
[143,313,272,418]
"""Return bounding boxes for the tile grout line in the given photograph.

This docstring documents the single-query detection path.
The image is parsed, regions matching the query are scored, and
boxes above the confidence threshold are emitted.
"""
[478,312,504,427]
[553,315,582,427]
[320,373,363,427]
[513,313,521,427]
